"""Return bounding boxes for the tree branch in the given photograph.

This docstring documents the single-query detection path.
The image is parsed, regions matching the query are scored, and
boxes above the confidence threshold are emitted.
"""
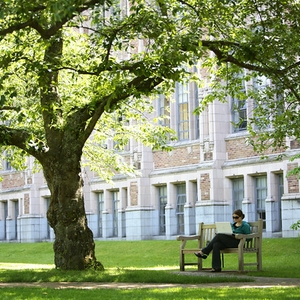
[198,39,300,77]
[198,39,300,102]
[0,125,41,158]
[74,72,164,145]
[0,106,19,111]
[0,0,106,39]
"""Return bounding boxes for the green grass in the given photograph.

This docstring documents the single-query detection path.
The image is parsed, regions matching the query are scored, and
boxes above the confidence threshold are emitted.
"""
[0,238,299,299]
[0,238,299,278]
[98,238,300,278]
[1,287,300,300]
[0,268,252,285]
[0,240,252,284]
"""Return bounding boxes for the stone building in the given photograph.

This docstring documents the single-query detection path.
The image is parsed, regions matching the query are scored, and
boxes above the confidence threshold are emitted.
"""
[1,73,300,242]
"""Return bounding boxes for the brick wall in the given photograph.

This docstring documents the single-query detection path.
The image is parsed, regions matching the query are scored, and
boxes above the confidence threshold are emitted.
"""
[2,173,25,189]
[153,144,200,169]
[226,137,282,160]
[130,181,138,206]
[287,163,299,194]
[290,140,300,150]
[24,193,30,214]
[200,173,210,200]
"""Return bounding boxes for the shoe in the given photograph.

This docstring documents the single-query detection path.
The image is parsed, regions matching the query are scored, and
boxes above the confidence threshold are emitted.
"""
[211,268,221,272]
[194,251,207,259]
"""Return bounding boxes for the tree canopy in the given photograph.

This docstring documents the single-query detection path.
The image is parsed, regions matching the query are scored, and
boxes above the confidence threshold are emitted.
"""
[1,0,299,172]
[0,0,184,171]
[183,0,300,155]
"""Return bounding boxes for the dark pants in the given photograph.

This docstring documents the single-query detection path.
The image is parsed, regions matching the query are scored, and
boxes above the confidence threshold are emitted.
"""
[202,234,240,269]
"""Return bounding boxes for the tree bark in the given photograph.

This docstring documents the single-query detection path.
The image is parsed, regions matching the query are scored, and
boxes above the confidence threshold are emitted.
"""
[43,151,104,271]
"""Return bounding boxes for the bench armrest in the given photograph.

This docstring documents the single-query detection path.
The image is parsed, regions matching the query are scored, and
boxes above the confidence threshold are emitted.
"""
[234,233,260,239]
[176,235,201,241]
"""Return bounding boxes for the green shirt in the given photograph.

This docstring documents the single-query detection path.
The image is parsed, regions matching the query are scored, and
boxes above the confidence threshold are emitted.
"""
[231,221,251,235]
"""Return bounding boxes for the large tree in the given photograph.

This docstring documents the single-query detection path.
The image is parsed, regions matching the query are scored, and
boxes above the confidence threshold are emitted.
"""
[0,0,187,270]
[1,0,299,270]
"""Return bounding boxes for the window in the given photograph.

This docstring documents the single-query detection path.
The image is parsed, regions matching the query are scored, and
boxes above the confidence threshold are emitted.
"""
[3,202,8,239]
[158,186,167,234]
[231,79,247,132]
[253,75,271,92]
[13,200,18,240]
[157,94,171,143]
[278,174,284,200]
[276,173,284,231]
[5,160,11,171]
[112,191,119,237]
[252,75,273,130]
[158,94,170,127]
[3,151,12,170]
[232,178,244,210]
[194,85,200,139]
[232,99,247,132]
[176,183,186,234]
[255,176,267,228]
[177,82,189,140]
[98,193,104,237]
[193,181,198,203]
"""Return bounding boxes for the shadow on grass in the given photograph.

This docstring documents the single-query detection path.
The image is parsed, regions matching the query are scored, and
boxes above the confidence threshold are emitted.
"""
[0,268,254,285]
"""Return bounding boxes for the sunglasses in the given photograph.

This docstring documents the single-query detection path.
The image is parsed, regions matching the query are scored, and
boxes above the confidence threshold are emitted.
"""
[232,216,240,219]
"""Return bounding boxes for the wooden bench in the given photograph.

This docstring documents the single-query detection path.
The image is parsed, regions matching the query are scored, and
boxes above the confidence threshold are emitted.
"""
[176,219,263,272]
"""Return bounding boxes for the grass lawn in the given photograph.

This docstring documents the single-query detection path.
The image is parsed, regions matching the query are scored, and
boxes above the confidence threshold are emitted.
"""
[1,286,300,300]
[0,237,299,299]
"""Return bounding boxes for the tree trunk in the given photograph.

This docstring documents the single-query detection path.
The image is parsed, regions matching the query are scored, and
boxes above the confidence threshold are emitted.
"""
[43,153,104,271]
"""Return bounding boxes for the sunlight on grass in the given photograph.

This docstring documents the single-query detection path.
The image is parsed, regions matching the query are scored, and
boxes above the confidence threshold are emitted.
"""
[0,263,54,269]
[118,266,178,271]
[0,238,299,278]
[0,266,254,285]
[0,264,194,274]
[0,239,299,299]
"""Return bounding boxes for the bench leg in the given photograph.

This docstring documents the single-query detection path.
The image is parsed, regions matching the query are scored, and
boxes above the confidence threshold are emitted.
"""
[180,251,185,271]
[197,257,203,271]
[238,253,244,272]
[257,250,262,271]
[221,253,224,268]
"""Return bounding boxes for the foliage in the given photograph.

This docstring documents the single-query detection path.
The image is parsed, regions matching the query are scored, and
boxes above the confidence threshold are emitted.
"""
[180,0,300,154]
[291,220,300,231]
[0,0,190,180]
[0,1,299,180]
[173,0,300,233]
[1,0,298,178]
[82,98,176,182]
